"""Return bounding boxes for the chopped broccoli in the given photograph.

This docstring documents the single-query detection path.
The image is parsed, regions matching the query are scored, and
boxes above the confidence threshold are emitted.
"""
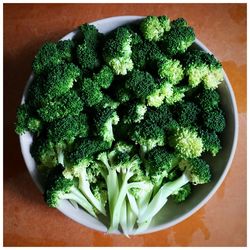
[37,90,83,122]
[169,127,204,158]
[93,108,119,143]
[172,183,192,203]
[157,57,184,84]
[203,108,226,133]
[197,88,220,112]
[103,27,133,75]
[161,25,195,56]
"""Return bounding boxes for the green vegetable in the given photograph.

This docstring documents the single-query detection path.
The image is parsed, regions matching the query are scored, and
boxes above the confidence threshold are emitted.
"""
[15,15,226,235]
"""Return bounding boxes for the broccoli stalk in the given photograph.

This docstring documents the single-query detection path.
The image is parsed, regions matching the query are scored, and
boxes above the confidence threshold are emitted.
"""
[137,158,211,227]
[44,164,96,217]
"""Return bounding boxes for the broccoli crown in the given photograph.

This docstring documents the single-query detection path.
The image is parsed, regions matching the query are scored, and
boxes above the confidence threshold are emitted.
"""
[199,129,222,156]
[44,167,75,207]
[145,104,179,131]
[145,147,180,184]
[125,70,157,99]
[15,104,42,135]
[172,183,191,203]
[37,90,83,122]
[140,16,165,42]
[79,78,103,107]
[122,101,147,124]
[161,26,195,56]
[169,128,204,159]
[32,42,61,75]
[68,138,111,165]
[93,108,119,143]
[203,108,226,133]
[158,57,184,84]
[92,65,114,89]
[103,27,133,75]
[131,40,163,70]
[131,121,165,151]
[47,114,89,144]
[171,18,188,28]
[57,40,75,62]
[30,136,57,168]
[93,94,119,110]
[79,23,102,48]
[76,42,100,73]
[181,49,223,89]
[197,88,220,112]
[173,101,200,127]
[179,158,211,184]
[43,63,80,100]
[158,15,171,32]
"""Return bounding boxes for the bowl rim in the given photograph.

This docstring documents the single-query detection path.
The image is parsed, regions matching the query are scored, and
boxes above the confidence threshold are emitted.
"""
[19,15,239,235]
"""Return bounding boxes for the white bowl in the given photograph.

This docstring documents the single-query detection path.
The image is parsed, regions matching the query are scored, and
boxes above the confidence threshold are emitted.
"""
[19,16,239,235]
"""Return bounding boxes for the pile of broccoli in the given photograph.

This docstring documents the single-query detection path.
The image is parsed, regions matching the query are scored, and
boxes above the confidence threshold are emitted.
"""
[15,15,226,235]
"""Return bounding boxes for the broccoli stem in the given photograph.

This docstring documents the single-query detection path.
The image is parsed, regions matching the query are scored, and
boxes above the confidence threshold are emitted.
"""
[108,170,132,232]
[127,191,139,216]
[120,198,128,236]
[106,169,119,226]
[63,186,97,217]
[137,174,189,224]
[78,167,107,215]
[126,198,137,235]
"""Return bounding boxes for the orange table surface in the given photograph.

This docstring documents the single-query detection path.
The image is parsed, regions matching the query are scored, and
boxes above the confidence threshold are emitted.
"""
[4,3,246,247]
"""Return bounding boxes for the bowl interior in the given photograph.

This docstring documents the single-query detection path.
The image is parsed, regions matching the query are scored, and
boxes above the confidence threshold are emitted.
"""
[19,16,238,235]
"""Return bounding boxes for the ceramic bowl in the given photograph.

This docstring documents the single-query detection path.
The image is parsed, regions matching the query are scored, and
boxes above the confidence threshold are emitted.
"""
[19,16,238,235]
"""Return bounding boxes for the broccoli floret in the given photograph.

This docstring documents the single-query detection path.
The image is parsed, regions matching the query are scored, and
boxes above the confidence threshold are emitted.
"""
[79,23,103,48]
[179,158,211,184]
[171,17,188,28]
[32,42,62,75]
[37,90,83,122]
[93,108,119,143]
[165,85,190,105]
[79,78,103,107]
[92,65,114,89]
[130,121,165,155]
[157,57,184,84]
[172,183,192,203]
[43,63,80,100]
[158,15,171,32]
[203,108,226,133]
[67,138,110,166]
[182,49,223,89]
[125,70,157,100]
[169,127,204,158]
[93,94,119,110]
[197,88,220,112]
[199,129,222,156]
[25,75,47,108]
[76,42,100,74]
[103,27,133,75]
[56,40,74,62]
[122,101,147,124]
[47,114,89,145]
[15,104,42,135]
[173,101,200,127]
[145,147,180,192]
[30,136,58,169]
[144,104,179,131]
[202,53,224,89]
[131,40,163,70]
[140,16,170,42]
[161,26,195,56]
[138,158,211,226]
[44,164,96,217]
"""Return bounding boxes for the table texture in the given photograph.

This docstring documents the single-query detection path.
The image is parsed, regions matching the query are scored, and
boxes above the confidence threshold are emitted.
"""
[4,3,246,247]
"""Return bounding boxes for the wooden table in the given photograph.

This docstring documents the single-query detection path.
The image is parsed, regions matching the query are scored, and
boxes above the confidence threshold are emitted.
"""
[4,3,246,246]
